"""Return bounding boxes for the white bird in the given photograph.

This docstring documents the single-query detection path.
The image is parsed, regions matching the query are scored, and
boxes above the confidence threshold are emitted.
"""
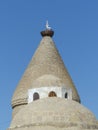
[46,21,51,30]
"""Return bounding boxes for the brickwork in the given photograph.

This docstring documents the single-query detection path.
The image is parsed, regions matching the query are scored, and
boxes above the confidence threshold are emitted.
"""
[8,98,98,130]
[12,36,80,112]
[8,31,98,130]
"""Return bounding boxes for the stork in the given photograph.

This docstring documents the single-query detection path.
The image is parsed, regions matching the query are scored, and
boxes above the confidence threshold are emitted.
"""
[46,21,51,30]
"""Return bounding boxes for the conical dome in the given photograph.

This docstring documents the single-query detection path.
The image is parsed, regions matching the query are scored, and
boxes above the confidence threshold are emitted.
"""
[8,28,98,130]
[12,30,80,110]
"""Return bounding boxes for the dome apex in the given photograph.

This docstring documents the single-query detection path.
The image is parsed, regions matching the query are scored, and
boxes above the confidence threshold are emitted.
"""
[41,21,54,37]
[41,29,54,37]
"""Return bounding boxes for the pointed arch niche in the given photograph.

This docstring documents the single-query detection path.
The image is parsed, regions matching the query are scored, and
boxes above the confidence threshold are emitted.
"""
[65,92,68,99]
[48,91,57,97]
[33,92,40,100]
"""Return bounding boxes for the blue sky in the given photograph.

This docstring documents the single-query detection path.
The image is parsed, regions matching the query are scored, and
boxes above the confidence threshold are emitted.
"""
[0,0,98,129]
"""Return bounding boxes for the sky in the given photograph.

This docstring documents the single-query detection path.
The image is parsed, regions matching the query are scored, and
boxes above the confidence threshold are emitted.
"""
[0,0,98,129]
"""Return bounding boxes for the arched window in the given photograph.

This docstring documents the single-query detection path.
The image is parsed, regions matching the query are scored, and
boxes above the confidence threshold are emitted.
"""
[33,92,40,100]
[48,91,57,97]
[65,92,68,98]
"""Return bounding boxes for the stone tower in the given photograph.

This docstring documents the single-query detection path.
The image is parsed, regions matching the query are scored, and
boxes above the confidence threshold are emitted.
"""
[7,25,98,130]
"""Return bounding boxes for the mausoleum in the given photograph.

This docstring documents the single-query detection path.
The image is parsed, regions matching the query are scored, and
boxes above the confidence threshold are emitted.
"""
[7,23,98,130]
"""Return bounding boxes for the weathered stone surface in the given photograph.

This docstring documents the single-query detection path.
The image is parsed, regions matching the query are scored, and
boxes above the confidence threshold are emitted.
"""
[8,98,98,130]
[12,36,80,112]
[8,31,98,130]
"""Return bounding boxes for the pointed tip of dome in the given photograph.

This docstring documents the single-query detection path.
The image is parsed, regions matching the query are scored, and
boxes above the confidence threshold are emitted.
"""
[41,21,54,37]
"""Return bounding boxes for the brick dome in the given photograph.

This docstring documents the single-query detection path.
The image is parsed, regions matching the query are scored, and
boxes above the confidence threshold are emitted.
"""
[9,98,98,130]
[12,35,80,109]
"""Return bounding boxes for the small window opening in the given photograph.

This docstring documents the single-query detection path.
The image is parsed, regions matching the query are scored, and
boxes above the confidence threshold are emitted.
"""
[49,91,57,97]
[33,92,39,100]
[65,92,68,98]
